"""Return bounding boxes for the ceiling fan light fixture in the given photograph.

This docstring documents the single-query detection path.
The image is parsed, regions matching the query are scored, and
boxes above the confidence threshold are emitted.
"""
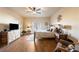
[25,7,42,14]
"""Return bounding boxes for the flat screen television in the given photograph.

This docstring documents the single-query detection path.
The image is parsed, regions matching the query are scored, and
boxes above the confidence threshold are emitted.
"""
[9,23,19,30]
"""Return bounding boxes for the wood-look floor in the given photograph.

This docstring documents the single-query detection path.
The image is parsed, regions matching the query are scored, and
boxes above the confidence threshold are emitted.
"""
[0,34,57,52]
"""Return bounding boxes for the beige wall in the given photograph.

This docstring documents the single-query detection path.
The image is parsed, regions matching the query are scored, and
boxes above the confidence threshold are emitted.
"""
[23,17,50,32]
[0,8,23,33]
[50,7,79,40]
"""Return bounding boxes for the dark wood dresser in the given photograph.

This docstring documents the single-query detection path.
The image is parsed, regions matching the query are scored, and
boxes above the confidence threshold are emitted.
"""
[0,32,8,47]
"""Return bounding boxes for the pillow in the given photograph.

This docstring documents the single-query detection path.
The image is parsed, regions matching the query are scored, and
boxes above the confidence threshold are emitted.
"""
[61,40,71,46]
[68,44,75,50]
[66,39,73,43]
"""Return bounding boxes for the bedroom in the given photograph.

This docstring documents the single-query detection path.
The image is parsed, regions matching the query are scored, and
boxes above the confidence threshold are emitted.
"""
[0,7,79,52]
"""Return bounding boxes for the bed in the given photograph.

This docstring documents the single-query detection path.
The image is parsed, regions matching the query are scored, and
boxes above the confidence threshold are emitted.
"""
[34,30,55,42]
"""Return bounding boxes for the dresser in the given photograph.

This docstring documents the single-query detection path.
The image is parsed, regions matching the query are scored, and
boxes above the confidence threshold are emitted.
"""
[0,30,20,47]
[0,32,8,47]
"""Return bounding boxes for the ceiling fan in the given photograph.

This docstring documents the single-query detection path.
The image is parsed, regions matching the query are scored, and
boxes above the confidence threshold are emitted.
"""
[25,7,42,14]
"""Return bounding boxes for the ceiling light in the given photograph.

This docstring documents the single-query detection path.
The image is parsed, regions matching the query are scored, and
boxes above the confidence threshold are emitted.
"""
[25,7,42,14]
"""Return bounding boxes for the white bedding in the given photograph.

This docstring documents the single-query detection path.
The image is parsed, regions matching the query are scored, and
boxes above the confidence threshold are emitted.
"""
[35,30,55,39]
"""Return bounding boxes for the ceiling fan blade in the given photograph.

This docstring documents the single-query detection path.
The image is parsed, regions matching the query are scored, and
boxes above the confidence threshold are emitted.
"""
[28,7,35,11]
[36,11,41,14]
[36,8,41,11]
[28,7,32,10]
[33,7,36,11]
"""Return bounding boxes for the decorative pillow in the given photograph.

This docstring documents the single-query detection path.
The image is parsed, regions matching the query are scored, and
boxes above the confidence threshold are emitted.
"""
[61,40,71,47]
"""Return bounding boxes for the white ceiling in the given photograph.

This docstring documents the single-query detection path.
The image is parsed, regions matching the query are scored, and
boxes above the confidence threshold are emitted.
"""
[9,7,61,17]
